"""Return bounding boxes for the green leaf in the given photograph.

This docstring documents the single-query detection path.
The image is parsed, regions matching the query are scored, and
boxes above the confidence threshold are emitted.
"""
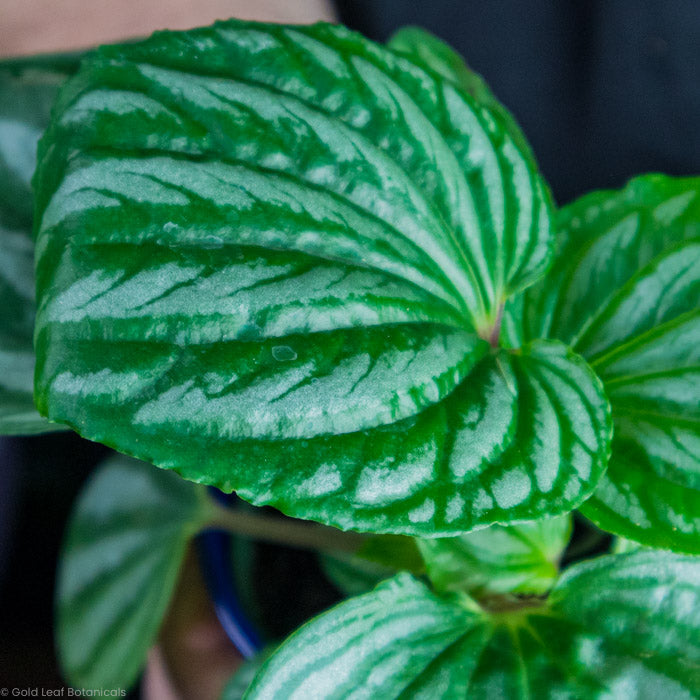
[56,455,212,690]
[521,175,700,552]
[611,536,643,555]
[321,534,423,597]
[0,58,75,434]
[37,334,609,534]
[33,20,611,535]
[37,21,554,321]
[246,551,700,698]
[222,648,274,700]
[245,573,483,699]
[522,174,700,343]
[387,27,487,90]
[581,241,700,552]
[387,26,534,160]
[320,551,397,598]
[418,514,571,596]
[547,550,700,689]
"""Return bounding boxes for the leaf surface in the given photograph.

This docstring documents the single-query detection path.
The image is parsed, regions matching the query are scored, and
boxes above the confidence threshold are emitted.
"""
[33,20,612,534]
[56,455,211,690]
[521,175,700,551]
[0,58,74,433]
[523,175,700,343]
[37,335,609,534]
[387,26,534,160]
[246,551,700,699]
[418,514,571,596]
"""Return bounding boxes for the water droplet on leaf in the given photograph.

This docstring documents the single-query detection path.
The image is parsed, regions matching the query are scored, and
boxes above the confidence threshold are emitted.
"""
[272,345,297,361]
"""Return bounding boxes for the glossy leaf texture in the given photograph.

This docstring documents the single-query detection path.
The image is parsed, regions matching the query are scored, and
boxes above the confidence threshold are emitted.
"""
[56,455,212,690]
[521,175,700,552]
[0,57,76,433]
[36,334,610,533]
[246,551,700,699]
[33,19,613,535]
[387,26,533,161]
[418,513,571,596]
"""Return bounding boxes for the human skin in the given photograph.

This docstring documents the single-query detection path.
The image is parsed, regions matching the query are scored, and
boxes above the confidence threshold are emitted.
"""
[0,0,335,56]
[142,548,244,700]
[1,1,336,697]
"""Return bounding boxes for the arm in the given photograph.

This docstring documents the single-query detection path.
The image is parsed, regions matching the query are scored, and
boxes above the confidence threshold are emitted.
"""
[0,0,336,56]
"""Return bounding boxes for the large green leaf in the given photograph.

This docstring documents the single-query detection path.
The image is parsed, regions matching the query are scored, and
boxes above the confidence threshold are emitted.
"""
[246,551,700,698]
[522,175,700,552]
[34,20,611,535]
[418,513,571,596]
[0,57,76,434]
[36,335,610,535]
[56,455,212,690]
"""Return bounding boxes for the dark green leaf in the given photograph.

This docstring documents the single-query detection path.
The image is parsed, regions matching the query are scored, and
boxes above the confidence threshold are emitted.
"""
[38,21,554,320]
[521,175,700,551]
[418,514,571,596]
[0,58,75,433]
[56,455,212,690]
[321,534,423,597]
[246,551,700,698]
[356,534,424,571]
[320,551,396,598]
[387,27,490,92]
[32,20,611,534]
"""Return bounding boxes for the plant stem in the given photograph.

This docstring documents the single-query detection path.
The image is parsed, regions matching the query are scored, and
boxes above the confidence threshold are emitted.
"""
[206,501,367,554]
[488,303,504,348]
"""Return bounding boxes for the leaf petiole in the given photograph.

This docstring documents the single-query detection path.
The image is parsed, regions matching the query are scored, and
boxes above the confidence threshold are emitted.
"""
[204,496,367,554]
[487,303,505,348]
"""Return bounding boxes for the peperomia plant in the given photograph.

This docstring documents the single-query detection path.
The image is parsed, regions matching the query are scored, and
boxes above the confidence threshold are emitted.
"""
[1,18,699,699]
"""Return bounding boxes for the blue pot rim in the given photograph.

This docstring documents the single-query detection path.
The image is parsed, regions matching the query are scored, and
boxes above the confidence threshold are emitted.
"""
[196,488,263,659]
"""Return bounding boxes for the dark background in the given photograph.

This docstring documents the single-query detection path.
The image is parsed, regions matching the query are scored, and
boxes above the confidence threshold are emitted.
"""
[337,0,700,204]
[2,0,700,693]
